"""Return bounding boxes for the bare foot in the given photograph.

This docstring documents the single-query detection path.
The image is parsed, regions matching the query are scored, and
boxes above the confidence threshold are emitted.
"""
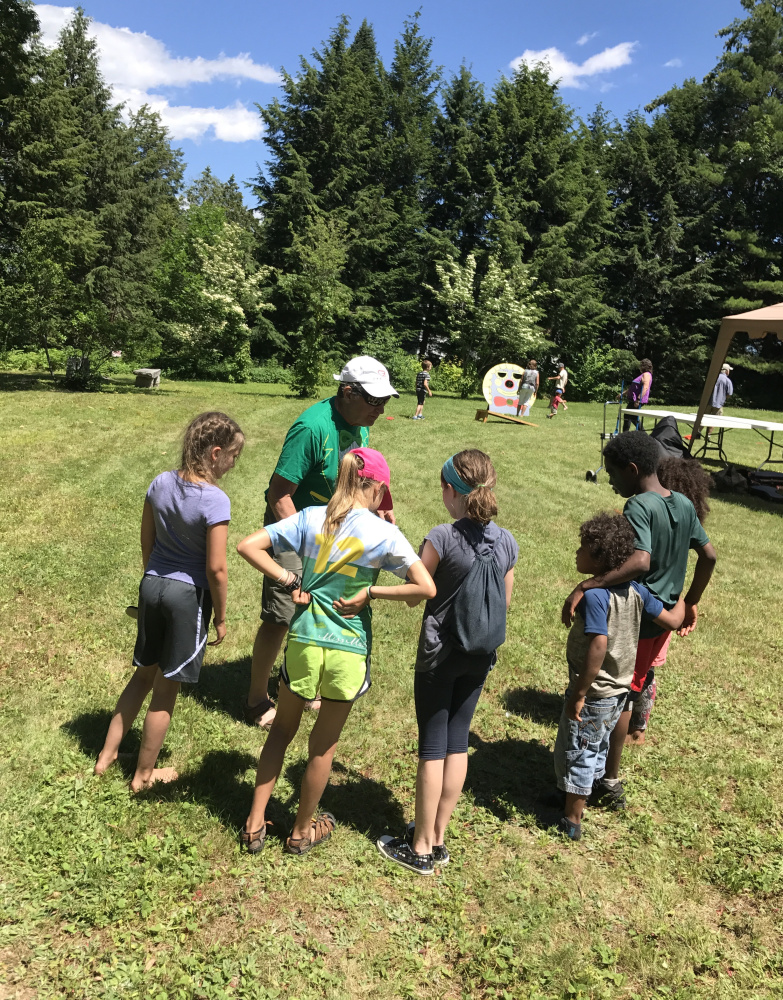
[94,751,117,775]
[304,699,321,712]
[94,751,134,775]
[131,767,179,793]
[625,730,646,746]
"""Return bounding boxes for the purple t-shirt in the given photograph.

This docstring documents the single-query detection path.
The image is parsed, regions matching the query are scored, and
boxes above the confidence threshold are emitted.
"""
[628,373,652,405]
[145,471,231,589]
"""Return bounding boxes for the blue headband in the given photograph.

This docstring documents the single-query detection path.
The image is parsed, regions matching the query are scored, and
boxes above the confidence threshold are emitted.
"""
[442,456,474,495]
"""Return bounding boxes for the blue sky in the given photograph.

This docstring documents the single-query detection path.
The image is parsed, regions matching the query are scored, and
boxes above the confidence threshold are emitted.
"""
[36,0,743,204]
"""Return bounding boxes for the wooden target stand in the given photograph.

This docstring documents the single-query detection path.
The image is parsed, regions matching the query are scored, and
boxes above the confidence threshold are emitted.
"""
[475,408,538,427]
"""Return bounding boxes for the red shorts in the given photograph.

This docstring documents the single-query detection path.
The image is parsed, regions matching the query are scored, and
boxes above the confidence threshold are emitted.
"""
[631,632,672,691]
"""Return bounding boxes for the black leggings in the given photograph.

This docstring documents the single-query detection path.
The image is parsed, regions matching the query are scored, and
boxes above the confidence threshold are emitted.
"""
[415,653,491,760]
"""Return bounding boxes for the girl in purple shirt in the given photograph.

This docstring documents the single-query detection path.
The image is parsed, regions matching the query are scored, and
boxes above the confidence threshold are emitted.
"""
[95,411,244,792]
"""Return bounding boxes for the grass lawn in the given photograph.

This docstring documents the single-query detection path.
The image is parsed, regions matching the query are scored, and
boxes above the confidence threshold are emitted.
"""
[1,374,782,1000]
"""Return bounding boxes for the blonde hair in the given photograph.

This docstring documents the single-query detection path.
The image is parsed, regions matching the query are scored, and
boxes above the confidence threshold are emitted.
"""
[180,411,244,485]
[421,359,433,370]
[444,449,498,525]
[322,452,380,536]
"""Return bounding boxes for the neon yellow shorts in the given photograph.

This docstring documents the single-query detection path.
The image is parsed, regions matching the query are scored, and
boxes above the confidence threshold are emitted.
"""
[282,640,371,703]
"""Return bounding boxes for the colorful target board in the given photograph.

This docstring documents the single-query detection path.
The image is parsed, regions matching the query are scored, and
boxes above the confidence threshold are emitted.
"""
[475,362,538,426]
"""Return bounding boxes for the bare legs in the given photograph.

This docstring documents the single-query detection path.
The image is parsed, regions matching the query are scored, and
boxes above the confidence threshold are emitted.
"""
[564,792,586,825]
[95,664,180,791]
[412,752,468,855]
[247,621,288,726]
[604,708,632,780]
[244,684,352,840]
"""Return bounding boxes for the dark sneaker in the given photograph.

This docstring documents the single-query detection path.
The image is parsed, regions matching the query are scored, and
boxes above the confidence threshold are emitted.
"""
[406,821,450,866]
[589,778,627,811]
[556,816,582,841]
[377,835,434,875]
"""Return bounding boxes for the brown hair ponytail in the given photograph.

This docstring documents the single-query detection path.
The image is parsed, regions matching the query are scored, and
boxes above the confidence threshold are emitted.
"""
[451,449,498,525]
[180,411,244,485]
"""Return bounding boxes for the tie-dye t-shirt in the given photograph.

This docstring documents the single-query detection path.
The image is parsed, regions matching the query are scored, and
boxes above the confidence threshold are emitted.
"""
[265,507,419,656]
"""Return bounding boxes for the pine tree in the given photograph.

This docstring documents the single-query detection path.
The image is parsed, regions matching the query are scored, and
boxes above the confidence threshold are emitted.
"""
[485,65,615,361]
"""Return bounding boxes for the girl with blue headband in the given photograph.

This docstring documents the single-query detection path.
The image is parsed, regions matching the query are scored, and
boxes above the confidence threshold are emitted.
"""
[377,449,518,875]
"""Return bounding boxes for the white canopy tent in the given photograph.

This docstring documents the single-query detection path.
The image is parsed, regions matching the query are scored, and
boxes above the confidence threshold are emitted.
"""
[691,302,783,444]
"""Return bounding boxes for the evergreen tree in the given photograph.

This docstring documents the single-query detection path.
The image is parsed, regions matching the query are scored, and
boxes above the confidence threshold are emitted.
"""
[486,65,614,360]
[603,111,718,398]
[382,14,443,346]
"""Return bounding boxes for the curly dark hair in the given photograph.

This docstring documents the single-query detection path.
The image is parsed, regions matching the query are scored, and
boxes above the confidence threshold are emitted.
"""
[658,456,712,524]
[639,358,653,373]
[603,432,661,477]
[580,512,637,574]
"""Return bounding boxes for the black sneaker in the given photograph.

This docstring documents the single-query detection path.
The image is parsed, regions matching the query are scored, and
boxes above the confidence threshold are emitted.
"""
[556,816,582,841]
[589,778,627,810]
[377,835,434,875]
[406,821,450,866]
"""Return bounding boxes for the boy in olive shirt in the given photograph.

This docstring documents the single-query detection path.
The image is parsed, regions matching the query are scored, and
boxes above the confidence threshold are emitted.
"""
[562,433,716,807]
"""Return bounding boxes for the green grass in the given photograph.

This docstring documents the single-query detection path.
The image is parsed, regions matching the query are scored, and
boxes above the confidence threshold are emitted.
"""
[1,375,782,1000]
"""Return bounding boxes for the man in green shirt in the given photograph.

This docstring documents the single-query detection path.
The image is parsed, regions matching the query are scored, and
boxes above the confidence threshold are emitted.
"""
[245,356,399,727]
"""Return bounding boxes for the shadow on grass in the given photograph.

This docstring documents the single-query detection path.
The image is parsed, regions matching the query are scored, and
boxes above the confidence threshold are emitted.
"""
[465,732,560,829]
[61,710,171,776]
[0,371,174,395]
[501,686,563,724]
[712,490,783,516]
[316,758,407,842]
[180,656,280,721]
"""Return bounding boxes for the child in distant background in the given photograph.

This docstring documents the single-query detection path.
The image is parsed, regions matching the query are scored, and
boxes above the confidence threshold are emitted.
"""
[413,360,433,420]
[95,411,243,791]
[546,363,569,418]
[554,512,684,840]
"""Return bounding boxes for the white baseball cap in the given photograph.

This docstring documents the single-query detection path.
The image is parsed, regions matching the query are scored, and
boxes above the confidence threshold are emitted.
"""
[721,363,733,372]
[333,356,399,398]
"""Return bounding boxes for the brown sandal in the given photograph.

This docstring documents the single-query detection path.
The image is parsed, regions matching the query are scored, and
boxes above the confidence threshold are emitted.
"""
[285,812,336,856]
[242,697,276,729]
[239,821,269,855]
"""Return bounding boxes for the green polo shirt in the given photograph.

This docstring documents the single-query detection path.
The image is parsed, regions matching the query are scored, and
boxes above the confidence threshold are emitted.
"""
[266,397,369,511]
[623,490,709,638]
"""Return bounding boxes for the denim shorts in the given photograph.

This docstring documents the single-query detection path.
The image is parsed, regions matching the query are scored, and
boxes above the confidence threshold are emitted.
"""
[553,691,626,797]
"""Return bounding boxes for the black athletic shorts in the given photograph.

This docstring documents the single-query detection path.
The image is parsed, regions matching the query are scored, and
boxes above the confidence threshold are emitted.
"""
[134,575,213,684]
[416,389,427,405]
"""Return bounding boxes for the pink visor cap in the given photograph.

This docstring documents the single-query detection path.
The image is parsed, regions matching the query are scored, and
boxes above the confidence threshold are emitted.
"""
[349,447,393,510]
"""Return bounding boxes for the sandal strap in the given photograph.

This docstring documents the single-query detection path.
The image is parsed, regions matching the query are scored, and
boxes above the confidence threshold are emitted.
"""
[242,698,275,725]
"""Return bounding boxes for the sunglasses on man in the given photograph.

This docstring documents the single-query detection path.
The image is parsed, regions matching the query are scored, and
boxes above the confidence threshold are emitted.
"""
[350,383,391,407]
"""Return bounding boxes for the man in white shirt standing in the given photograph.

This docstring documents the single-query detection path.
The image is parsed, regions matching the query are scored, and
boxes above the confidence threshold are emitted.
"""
[706,363,734,440]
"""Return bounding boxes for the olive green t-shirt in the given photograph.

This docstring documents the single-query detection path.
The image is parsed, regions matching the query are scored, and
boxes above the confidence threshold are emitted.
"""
[266,397,369,511]
[623,490,709,638]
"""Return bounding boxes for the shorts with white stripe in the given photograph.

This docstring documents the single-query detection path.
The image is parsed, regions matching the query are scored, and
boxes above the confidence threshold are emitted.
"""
[133,575,213,684]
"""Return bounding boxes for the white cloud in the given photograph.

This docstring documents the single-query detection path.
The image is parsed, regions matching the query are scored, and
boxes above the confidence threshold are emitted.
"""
[35,4,280,141]
[576,32,598,46]
[664,58,683,68]
[510,41,637,89]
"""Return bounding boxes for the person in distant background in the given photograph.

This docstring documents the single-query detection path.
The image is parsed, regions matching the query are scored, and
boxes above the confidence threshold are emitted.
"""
[516,360,539,417]
[620,359,653,432]
[705,363,733,440]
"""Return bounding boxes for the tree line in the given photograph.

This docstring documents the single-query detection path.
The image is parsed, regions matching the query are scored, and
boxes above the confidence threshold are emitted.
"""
[1,0,781,404]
